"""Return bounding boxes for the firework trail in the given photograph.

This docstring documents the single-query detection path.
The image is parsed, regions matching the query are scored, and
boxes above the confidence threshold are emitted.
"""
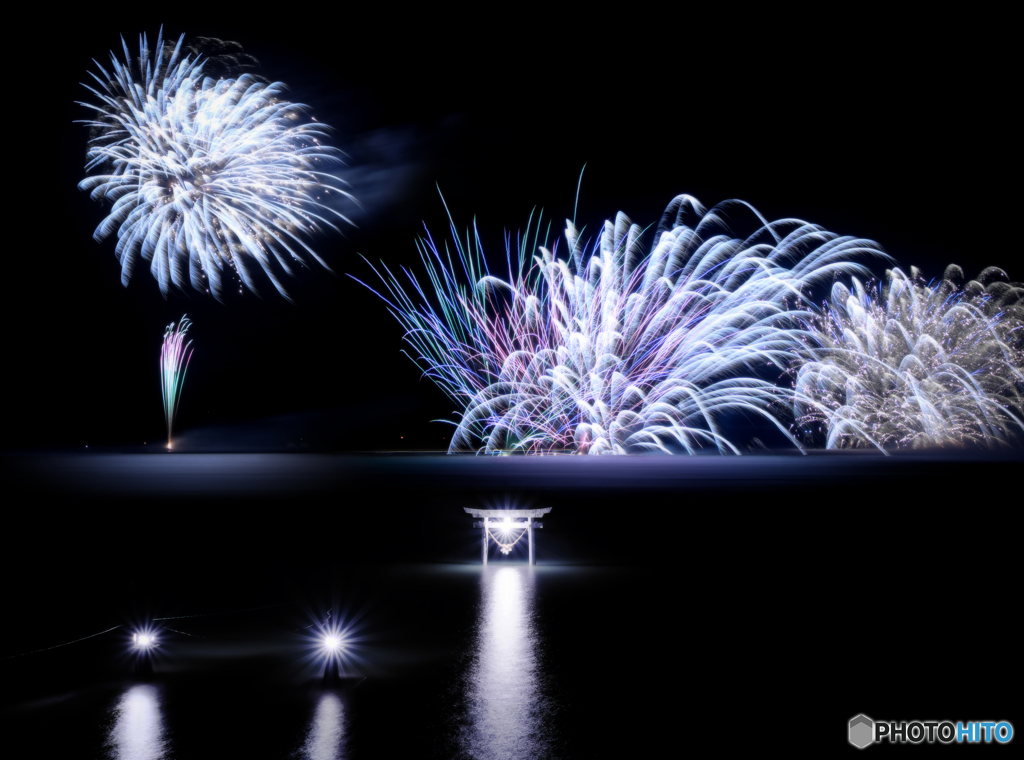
[361,194,885,454]
[794,266,1024,450]
[78,29,352,301]
[161,316,193,449]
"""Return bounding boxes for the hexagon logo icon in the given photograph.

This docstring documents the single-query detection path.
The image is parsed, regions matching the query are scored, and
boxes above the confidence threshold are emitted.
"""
[849,714,874,749]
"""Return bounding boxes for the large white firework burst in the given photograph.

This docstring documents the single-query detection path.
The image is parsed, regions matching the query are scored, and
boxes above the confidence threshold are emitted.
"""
[78,29,352,300]
[362,195,884,454]
[793,265,1024,450]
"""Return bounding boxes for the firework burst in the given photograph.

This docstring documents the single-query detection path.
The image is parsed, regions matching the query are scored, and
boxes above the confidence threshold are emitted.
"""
[78,29,352,301]
[793,266,1024,450]
[362,194,884,454]
[161,316,193,449]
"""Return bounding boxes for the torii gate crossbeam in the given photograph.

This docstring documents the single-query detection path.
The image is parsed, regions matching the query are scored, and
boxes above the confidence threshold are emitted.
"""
[464,508,552,565]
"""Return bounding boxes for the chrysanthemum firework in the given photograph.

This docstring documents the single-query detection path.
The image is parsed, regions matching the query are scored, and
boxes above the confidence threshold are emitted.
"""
[362,195,884,454]
[793,266,1024,450]
[78,29,352,300]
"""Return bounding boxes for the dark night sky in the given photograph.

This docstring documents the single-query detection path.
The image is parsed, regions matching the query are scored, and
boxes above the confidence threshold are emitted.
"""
[5,8,1013,451]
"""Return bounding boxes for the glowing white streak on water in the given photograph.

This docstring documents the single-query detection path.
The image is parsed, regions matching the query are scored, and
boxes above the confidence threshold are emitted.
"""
[464,566,547,759]
[300,692,345,760]
[107,685,168,760]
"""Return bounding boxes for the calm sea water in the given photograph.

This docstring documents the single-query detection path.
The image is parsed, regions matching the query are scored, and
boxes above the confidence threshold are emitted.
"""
[3,564,656,759]
[3,452,1019,756]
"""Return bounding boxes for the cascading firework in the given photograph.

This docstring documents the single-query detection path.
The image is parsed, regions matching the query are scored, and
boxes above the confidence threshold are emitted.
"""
[361,194,886,454]
[161,316,193,449]
[793,266,1024,450]
[78,29,352,301]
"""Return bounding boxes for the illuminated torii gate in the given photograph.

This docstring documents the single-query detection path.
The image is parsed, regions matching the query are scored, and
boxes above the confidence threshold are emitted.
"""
[464,507,552,565]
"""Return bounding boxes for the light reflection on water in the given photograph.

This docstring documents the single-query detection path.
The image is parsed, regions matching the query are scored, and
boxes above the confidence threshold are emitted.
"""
[299,692,346,760]
[463,565,549,759]
[106,684,169,760]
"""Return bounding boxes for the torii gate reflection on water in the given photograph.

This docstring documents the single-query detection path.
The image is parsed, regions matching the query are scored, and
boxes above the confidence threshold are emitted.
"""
[464,508,552,565]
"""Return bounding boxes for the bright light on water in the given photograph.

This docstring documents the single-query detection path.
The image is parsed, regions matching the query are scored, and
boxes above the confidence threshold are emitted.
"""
[463,566,548,758]
[106,684,168,760]
[300,692,345,760]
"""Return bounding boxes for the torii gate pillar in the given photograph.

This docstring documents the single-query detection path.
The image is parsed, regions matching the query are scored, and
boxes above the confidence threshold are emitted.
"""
[528,518,534,565]
[465,507,552,565]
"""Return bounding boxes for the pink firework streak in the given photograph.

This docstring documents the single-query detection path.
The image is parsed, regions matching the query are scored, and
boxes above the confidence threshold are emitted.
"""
[358,194,889,454]
[161,316,193,449]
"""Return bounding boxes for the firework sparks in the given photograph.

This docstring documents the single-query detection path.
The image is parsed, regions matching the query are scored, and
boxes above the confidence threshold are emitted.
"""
[360,194,885,454]
[161,316,193,449]
[78,29,353,301]
[794,266,1024,450]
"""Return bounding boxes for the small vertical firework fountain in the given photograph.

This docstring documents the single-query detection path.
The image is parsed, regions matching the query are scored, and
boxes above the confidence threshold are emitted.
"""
[161,316,193,450]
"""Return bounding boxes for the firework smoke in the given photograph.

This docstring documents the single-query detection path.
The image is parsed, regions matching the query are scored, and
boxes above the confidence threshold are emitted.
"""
[794,266,1024,450]
[78,29,352,301]
[362,194,884,454]
[161,316,193,449]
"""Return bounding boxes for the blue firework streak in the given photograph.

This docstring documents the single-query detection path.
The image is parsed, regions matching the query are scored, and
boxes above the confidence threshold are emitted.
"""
[78,29,352,301]
[361,194,888,454]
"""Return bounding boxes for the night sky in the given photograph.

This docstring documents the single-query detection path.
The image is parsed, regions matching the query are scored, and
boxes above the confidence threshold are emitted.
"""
[6,9,1013,452]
